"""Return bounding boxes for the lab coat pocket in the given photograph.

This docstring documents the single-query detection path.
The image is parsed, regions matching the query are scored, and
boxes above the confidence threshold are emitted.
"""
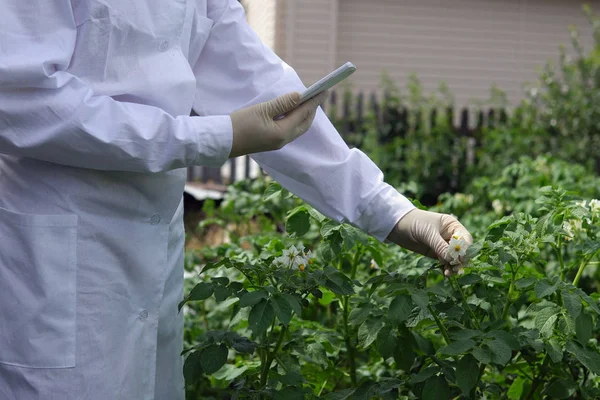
[0,207,78,368]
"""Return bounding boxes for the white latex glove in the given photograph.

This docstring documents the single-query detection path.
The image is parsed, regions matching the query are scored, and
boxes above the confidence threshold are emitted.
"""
[387,209,473,276]
[229,91,327,158]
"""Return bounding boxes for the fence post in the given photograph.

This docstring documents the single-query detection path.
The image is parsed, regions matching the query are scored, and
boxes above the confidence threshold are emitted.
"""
[342,90,352,138]
[356,92,364,131]
[328,90,338,121]
[229,158,236,183]
[244,156,251,179]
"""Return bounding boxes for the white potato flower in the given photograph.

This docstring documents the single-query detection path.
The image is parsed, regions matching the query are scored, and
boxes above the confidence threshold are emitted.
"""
[563,219,583,241]
[492,200,504,215]
[370,259,379,270]
[447,235,467,262]
[590,199,600,216]
[275,245,312,272]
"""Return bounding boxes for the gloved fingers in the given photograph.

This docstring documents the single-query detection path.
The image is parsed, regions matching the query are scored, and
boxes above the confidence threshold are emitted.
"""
[440,214,473,245]
[266,92,301,119]
[277,91,327,138]
[413,220,453,263]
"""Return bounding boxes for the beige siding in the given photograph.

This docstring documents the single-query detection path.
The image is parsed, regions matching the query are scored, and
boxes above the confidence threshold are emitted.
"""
[335,0,599,107]
[242,0,277,50]
[274,0,287,58]
[282,0,338,85]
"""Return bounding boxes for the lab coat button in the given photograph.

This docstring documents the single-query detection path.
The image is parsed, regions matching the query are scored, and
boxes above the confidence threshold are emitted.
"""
[158,40,169,52]
[150,214,161,225]
[139,310,148,321]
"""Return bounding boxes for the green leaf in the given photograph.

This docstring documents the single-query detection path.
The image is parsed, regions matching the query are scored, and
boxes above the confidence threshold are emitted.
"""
[323,265,355,295]
[488,330,520,351]
[306,342,328,367]
[307,207,327,223]
[183,351,202,383]
[535,278,559,299]
[282,293,302,317]
[422,375,450,400]
[457,274,481,285]
[230,337,258,354]
[179,282,214,311]
[212,364,248,381]
[349,304,372,326]
[577,289,600,315]
[543,378,577,399]
[321,389,355,400]
[212,276,229,286]
[456,354,479,395]
[340,225,369,250]
[239,289,268,308]
[562,289,582,319]
[561,312,576,335]
[263,182,283,202]
[199,344,228,375]
[213,285,230,302]
[576,313,593,345]
[507,376,529,400]
[565,341,600,375]
[271,293,293,326]
[394,334,416,371]
[473,346,491,364]
[545,339,563,363]
[411,366,440,384]
[465,241,483,260]
[320,220,341,238]
[439,339,476,356]
[286,207,311,237]
[358,318,384,349]
[582,239,600,256]
[515,277,536,290]
[318,289,337,306]
[388,294,414,323]
[376,325,397,359]
[488,339,512,366]
[248,299,274,336]
[410,289,429,310]
[535,306,559,338]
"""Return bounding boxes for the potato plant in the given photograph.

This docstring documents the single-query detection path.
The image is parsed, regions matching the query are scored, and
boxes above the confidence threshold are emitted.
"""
[181,179,600,400]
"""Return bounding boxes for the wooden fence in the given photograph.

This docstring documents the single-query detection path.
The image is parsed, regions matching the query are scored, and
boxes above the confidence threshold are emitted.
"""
[186,90,509,186]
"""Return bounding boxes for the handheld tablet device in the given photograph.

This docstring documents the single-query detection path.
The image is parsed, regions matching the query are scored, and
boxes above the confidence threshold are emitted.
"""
[275,62,356,119]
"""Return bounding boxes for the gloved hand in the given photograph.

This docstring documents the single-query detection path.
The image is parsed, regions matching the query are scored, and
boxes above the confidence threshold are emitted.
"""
[229,91,328,158]
[386,209,473,276]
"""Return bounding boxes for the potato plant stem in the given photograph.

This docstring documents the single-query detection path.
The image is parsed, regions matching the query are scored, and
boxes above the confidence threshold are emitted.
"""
[342,296,358,386]
[554,241,565,280]
[502,268,517,321]
[573,250,599,287]
[260,326,287,388]
[451,277,481,330]
[427,305,451,345]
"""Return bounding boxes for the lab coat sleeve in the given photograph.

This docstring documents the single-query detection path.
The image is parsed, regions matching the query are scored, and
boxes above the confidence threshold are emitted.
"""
[193,0,415,241]
[0,0,232,173]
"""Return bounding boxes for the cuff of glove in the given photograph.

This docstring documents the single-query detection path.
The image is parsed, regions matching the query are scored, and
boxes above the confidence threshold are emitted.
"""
[355,185,416,242]
[191,115,234,167]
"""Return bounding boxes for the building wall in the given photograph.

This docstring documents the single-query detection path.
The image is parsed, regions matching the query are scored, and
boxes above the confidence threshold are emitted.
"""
[268,0,600,107]
[281,0,339,86]
[242,0,277,50]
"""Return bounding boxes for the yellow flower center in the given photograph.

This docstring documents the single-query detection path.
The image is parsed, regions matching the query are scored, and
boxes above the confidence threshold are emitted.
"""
[454,245,461,252]
[453,235,460,240]
[299,264,305,272]
[308,259,315,265]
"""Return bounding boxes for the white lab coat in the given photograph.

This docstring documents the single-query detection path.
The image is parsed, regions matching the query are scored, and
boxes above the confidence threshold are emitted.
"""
[0,0,414,399]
